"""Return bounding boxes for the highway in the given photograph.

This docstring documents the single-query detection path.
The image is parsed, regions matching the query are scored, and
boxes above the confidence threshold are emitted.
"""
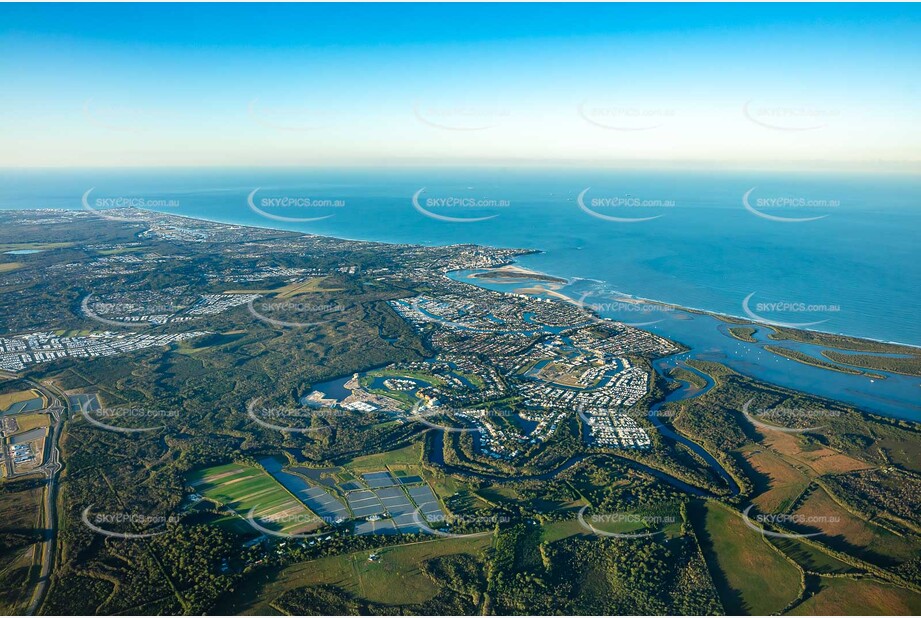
[21,377,67,616]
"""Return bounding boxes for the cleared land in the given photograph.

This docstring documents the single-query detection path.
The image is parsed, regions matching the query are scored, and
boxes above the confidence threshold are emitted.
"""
[0,480,43,614]
[791,486,920,566]
[224,276,344,297]
[188,462,321,536]
[690,500,801,615]
[757,429,871,476]
[0,390,44,413]
[740,446,810,514]
[214,534,493,615]
[788,576,921,615]
[8,413,50,433]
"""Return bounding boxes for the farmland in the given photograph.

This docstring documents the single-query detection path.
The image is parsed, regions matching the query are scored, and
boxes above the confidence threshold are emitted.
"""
[188,463,321,536]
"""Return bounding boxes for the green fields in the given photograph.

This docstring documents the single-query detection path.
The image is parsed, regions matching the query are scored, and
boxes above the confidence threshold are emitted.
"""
[214,534,493,614]
[690,500,802,615]
[188,463,320,536]
[789,577,921,615]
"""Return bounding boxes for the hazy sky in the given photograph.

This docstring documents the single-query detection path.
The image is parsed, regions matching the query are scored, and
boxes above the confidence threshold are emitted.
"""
[2,3,919,169]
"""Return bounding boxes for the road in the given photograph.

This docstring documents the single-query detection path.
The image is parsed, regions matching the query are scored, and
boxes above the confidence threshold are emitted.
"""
[21,378,67,616]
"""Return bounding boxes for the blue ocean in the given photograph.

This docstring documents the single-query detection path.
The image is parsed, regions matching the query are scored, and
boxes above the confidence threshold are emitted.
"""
[3,167,918,344]
[2,167,919,419]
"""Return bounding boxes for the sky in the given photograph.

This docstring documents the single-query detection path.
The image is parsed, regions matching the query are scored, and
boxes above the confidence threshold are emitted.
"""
[1,3,920,170]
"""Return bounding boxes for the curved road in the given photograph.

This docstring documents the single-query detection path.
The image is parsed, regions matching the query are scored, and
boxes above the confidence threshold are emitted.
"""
[23,378,68,616]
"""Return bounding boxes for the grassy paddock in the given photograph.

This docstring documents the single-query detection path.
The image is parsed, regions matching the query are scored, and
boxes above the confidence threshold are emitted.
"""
[790,576,921,615]
[214,534,493,614]
[689,500,801,615]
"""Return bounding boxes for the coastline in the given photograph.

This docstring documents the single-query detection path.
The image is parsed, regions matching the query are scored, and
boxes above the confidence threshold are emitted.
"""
[473,262,921,353]
[13,205,921,352]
